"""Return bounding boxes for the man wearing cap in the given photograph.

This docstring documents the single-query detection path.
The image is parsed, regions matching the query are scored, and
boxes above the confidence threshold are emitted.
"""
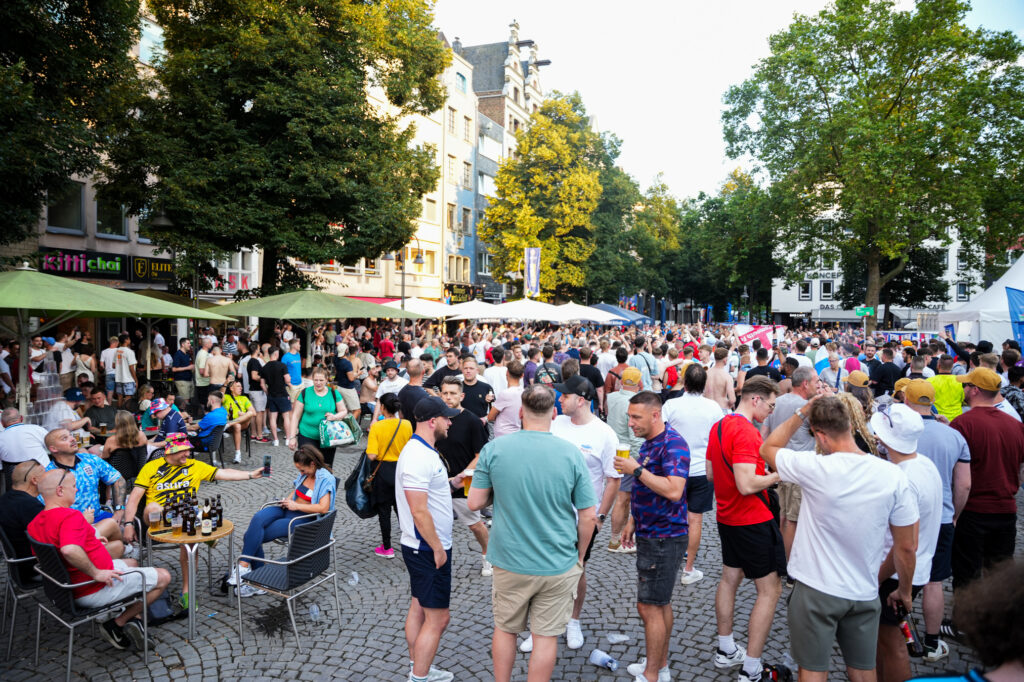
[395,396,460,682]
[0,408,50,490]
[928,355,965,422]
[891,377,911,403]
[148,397,187,448]
[468,385,596,682]
[606,366,643,553]
[870,403,944,682]
[545,374,620,651]
[374,360,409,419]
[46,387,92,441]
[124,432,265,609]
[947,367,1024,602]
[902,379,971,661]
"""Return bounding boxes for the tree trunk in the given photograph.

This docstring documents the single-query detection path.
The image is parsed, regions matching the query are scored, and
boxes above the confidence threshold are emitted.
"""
[865,254,881,334]
[258,245,279,343]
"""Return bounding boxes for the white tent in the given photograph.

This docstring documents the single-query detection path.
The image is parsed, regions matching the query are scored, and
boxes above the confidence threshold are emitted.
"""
[446,299,501,320]
[491,298,565,321]
[382,297,452,318]
[555,301,626,324]
[938,256,1024,343]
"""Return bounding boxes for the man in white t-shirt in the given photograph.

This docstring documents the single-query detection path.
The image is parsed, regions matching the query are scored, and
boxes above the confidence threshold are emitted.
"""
[662,363,722,585]
[546,375,620,653]
[869,403,944,682]
[373,361,409,420]
[760,395,919,682]
[113,337,138,407]
[395,396,460,682]
[482,346,508,397]
[99,336,120,402]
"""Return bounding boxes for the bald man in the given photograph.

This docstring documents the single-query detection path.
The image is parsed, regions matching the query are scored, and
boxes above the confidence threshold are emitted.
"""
[0,460,45,581]
[28,470,171,651]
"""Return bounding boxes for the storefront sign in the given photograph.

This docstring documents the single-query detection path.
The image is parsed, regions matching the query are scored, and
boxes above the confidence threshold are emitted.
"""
[40,248,126,280]
[444,283,482,304]
[129,255,174,284]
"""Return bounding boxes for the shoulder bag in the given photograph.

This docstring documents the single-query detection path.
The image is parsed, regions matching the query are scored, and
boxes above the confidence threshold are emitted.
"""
[314,387,356,447]
[343,421,400,518]
[714,416,781,525]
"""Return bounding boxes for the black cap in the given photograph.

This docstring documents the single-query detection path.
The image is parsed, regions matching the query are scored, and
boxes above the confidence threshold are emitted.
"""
[413,396,460,422]
[552,375,596,402]
[63,388,85,402]
[383,359,399,371]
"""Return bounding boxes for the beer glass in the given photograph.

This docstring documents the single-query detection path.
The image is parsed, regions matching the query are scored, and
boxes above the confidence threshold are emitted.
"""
[462,469,475,496]
[172,516,183,536]
[616,443,631,459]
[100,423,108,436]
[148,511,161,531]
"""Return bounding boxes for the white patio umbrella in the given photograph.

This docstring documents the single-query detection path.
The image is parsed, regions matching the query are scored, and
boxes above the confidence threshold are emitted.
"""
[491,298,565,321]
[446,299,501,320]
[382,297,453,318]
[555,301,627,324]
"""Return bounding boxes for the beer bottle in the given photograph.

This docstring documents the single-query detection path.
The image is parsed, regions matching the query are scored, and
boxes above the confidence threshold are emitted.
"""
[183,507,194,535]
[201,498,212,536]
[161,498,172,527]
[215,494,223,529]
[897,605,925,657]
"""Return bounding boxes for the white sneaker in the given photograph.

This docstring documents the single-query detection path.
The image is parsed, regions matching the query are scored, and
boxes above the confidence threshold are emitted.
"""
[272,439,279,447]
[408,662,454,682]
[233,452,242,464]
[923,639,949,662]
[609,542,636,554]
[565,619,584,649]
[227,564,251,586]
[714,644,746,669]
[627,659,671,682]
[121,543,140,561]
[236,583,265,597]
[519,634,533,653]
[680,568,704,585]
[481,557,493,577]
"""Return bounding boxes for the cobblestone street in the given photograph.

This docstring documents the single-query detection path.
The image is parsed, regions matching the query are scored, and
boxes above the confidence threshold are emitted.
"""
[2,440,1020,681]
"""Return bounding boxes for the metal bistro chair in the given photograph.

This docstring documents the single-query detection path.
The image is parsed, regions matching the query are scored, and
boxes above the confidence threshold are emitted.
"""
[260,479,340,548]
[221,420,253,462]
[27,536,149,682]
[191,424,226,467]
[235,510,339,652]
[108,445,149,484]
[0,525,42,660]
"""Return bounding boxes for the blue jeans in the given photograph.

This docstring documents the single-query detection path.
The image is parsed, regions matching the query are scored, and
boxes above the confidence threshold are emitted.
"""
[241,506,307,568]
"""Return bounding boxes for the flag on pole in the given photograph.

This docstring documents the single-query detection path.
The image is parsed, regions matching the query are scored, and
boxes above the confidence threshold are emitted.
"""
[524,247,541,297]
[814,345,831,375]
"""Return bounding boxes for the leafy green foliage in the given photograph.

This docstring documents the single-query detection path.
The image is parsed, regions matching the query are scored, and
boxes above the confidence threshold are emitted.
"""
[0,0,147,243]
[836,246,950,323]
[723,0,1024,331]
[99,0,448,296]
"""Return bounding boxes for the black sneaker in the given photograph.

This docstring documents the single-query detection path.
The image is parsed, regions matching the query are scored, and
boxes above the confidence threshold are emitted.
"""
[739,664,793,682]
[121,619,155,651]
[99,619,130,650]
[939,618,962,641]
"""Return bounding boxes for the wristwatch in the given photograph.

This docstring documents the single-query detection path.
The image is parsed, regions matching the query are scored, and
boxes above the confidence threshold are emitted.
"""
[633,465,645,480]
[796,407,807,420]
[114,505,125,511]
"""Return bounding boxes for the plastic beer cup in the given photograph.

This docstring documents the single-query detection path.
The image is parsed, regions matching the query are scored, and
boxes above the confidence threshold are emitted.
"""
[148,511,161,530]
[463,469,474,496]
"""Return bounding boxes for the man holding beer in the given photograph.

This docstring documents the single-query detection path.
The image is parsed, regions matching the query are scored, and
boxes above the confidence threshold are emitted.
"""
[616,391,690,682]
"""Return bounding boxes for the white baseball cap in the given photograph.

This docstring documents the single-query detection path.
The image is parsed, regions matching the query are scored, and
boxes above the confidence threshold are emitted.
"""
[870,403,924,454]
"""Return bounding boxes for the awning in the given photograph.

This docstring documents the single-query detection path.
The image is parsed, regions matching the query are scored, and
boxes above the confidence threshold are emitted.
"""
[349,296,399,305]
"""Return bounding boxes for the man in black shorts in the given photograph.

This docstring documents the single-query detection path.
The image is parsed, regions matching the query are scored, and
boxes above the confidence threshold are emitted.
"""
[259,346,291,447]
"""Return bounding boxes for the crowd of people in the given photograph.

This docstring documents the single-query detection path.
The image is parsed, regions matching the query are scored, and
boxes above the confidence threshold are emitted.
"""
[1,318,1022,682]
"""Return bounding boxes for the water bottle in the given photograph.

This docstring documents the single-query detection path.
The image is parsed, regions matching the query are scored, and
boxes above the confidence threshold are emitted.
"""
[348,571,360,586]
[588,649,618,671]
[606,633,630,645]
[309,604,320,622]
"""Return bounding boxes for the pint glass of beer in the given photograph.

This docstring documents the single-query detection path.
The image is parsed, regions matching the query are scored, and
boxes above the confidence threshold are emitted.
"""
[462,469,475,496]
[100,423,108,436]
[616,443,631,459]
[172,516,183,536]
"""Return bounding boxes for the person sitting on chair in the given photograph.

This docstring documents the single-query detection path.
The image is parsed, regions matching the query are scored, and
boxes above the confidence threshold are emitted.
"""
[101,411,149,479]
[227,445,336,597]
[148,398,186,448]
[122,433,264,611]
[222,380,256,464]
[188,391,228,455]
[27,469,171,651]
[0,460,45,582]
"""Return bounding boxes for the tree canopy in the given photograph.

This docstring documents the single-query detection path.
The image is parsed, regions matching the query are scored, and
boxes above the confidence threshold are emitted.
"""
[1,0,147,244]
[723,0,1024,331]
[99,0,448,296]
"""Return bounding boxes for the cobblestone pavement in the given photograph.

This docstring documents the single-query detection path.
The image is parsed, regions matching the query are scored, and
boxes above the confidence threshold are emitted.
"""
[2,438,1022,681]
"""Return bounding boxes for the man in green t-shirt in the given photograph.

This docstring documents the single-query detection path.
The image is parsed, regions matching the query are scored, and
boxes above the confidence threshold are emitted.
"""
[468,384,597,682]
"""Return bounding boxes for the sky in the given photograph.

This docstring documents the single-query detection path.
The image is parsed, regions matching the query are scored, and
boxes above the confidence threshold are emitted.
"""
[432,0,1024,201]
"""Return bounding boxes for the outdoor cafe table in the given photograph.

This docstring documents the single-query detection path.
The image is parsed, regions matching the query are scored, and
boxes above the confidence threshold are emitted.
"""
[148,520,235,640]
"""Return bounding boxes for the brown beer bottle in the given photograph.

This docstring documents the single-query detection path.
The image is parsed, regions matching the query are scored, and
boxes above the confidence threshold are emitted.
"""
[215,494,223,529]
[201,498,212,536]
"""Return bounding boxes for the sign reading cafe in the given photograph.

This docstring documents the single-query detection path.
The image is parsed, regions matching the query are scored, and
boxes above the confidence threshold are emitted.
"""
[40,248,125,279]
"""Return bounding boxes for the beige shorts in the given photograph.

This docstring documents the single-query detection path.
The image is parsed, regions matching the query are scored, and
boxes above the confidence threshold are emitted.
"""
[452,497,482,526]
[286,383,303,402]
[174,380,194,400]
[491,562,583,636]
[779,481,803,522]
[75,560,160,609]
[338,387,360,412]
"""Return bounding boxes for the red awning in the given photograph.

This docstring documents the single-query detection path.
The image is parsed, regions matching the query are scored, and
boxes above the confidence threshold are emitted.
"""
[348,296,399,304]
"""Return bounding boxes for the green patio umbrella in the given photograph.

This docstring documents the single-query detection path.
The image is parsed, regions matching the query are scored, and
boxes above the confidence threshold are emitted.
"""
[0,264,235,412]
[131,288,226,380]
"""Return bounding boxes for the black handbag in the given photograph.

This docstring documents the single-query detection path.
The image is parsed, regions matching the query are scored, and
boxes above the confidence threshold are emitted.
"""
[343,421,400,519]
[715,417,781,526]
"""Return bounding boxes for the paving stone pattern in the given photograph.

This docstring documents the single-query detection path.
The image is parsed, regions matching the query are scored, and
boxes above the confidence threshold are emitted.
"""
[2,439,1021,681]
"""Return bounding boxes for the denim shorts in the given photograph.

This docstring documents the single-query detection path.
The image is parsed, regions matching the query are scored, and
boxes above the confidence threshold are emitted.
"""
[636,535,687,605]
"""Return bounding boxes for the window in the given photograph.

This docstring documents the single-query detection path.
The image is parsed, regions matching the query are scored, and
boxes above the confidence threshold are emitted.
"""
[820,280,834,301]
[364,258,380,275]
[798,281,812,301]
[957,282,969,302]
[447,155,455,180]
[819,255,835,270]
[479,252,491,275]
[96,198,127,237]
[320,259,341,274]
[447,107,456,135]
[447,255,456,280]
[138,18,164,66]
[455,73,467,93]
[294,260,316,272]
[957,249,968,271]
[423,198,437,222]
[461,208,471,234]
[462,162,472,189]
[47,180,85,232]
[407,248,435,275]
[514,87,520,104]
[463,116,472,142]
[478,172,496,196]
[343,260,360,275]
[446,203,455,231]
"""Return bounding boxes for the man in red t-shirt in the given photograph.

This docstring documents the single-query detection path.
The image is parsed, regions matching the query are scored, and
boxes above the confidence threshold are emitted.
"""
[706,376,787,682]
[28,469,171,651]
[377,330,395,360]
[949,368,1024,593]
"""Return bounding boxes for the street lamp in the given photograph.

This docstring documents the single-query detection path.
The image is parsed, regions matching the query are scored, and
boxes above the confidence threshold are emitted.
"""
[382,237,424,326]
[741,286,749,323]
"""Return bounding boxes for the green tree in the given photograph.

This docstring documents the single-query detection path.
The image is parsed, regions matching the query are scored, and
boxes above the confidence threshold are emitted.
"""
[0,0,147,243]
[723,0,1024,332]
[479,92,602,301]
[99,0,448,300]
[836,246,950,326]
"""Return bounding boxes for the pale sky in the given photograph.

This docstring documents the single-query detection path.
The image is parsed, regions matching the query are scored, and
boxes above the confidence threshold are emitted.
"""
[432,0,1024,201]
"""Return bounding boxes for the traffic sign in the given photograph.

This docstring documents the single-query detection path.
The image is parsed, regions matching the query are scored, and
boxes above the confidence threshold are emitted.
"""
[855,306,875,317]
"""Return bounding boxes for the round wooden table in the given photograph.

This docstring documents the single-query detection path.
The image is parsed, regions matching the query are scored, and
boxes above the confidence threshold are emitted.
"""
[149,520,235,640]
